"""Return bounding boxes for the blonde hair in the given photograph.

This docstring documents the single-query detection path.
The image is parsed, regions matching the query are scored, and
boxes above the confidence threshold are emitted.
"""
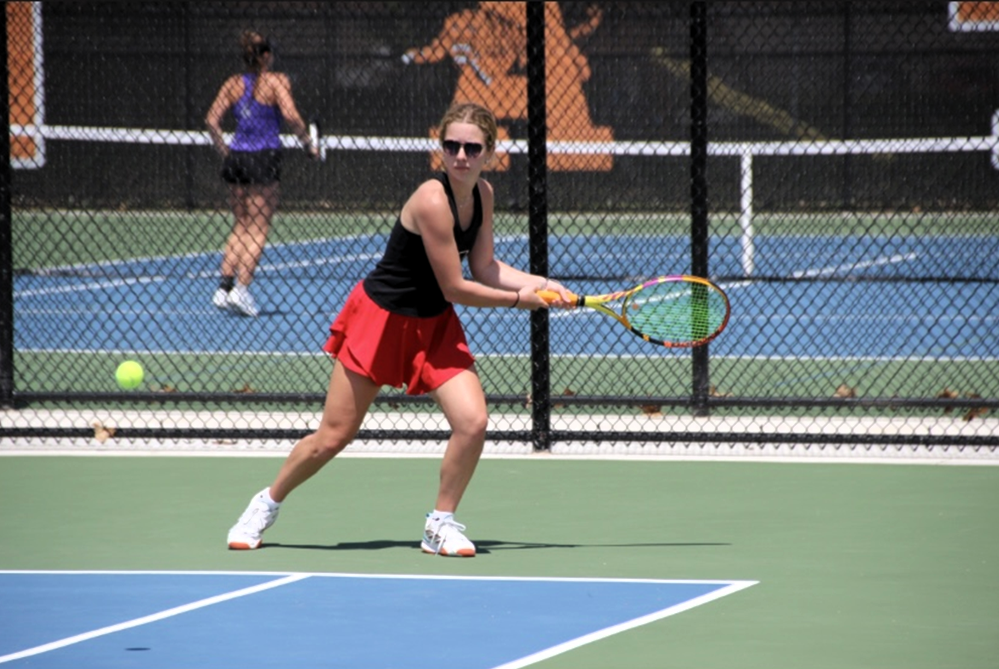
[239,30,270,73]
[439,102,498,153]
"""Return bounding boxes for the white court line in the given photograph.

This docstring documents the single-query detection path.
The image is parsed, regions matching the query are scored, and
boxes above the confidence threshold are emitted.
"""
[790,252,918,278]
[235,251,381,275]
[14,238,376,299]
[15,274,168,298]
[491,580,758,669]
[546,252,918,321]
[0,573,310,664]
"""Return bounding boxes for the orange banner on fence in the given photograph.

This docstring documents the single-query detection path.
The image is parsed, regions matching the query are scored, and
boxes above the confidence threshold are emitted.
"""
[949,1,999,30]
[954,1,999,21]
[404,2,613,172]
[7,1,44,168]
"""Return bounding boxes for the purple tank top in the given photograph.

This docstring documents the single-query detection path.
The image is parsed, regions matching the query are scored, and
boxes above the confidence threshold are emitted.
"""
[230,74,282,152]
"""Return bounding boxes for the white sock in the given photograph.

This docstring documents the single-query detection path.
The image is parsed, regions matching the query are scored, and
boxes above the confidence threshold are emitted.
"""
[258,488,281,509]
[429,510,453,525]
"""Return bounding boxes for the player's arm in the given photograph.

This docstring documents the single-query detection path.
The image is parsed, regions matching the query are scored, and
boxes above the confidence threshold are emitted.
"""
[205,76,241,157]
[466,182,573,308]
[407,181,526,309]
[271,73,319,158]
[475,255,572,308]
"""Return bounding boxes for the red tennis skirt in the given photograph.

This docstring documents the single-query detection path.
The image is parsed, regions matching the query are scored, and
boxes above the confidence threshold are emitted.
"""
[322,281,475,395]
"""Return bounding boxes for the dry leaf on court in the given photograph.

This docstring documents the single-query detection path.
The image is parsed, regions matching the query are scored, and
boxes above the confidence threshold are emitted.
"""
[962,393,988,421]
[963,407,989,422]
[91,421,116,443]
[834,384,856,398]
[553,387,576,409]
[937,387,959,414]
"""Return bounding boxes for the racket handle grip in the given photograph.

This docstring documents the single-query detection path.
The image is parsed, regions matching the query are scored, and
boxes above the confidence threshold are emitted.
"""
[536,289,581,305]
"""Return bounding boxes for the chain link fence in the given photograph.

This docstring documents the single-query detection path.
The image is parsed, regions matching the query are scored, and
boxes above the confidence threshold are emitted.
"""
[3,2,997,457]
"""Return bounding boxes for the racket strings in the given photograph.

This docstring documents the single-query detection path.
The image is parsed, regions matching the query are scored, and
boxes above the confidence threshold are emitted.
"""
[627,283,727,343]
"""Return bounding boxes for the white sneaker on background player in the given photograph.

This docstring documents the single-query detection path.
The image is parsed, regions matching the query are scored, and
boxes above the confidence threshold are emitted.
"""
[212,287,231,311]
[227,283,260,317]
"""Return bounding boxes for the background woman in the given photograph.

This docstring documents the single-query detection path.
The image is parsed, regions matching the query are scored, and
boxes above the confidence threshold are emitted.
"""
[206,30,318,317]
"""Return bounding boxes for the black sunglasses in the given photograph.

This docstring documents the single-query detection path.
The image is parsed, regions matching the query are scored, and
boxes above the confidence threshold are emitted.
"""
[442,140,484,158]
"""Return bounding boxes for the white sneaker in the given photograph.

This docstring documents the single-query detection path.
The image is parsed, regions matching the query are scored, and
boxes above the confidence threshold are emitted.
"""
[212,288,231,311]
[227,284,260,317]
[227,488,280,550]
[421,514,476,557]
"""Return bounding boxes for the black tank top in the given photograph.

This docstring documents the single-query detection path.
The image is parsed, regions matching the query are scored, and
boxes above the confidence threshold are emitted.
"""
[363,173,483,317]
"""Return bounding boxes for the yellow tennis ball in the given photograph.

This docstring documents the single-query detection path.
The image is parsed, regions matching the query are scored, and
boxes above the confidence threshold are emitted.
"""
[115,360,144,390]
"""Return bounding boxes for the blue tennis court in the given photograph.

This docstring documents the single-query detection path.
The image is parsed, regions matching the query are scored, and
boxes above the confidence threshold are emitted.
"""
[0,571,755,668]
[13,233,997,360]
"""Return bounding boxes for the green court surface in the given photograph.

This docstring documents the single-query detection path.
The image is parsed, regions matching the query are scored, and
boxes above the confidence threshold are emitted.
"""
[2,454,996,668]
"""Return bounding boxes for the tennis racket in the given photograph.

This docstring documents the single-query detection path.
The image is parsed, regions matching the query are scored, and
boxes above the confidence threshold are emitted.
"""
[538,275,731,348]
[308,118,326,161]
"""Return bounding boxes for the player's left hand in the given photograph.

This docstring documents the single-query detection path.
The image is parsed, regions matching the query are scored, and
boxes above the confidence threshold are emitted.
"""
[539,280,576,308]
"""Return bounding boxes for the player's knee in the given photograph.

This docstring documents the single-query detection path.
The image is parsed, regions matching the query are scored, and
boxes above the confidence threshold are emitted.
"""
[454,410,488,442]
[312,441,348,460]
[310,427,353,459]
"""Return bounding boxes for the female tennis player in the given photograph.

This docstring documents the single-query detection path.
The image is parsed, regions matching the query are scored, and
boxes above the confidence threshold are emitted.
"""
[226,102,573,556]
[205,29,318,317]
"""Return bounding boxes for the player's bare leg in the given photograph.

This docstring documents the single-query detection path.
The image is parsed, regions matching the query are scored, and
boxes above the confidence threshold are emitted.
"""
[430,367,488,512]
[226,361,378,549]
[221,184,277,316]
[270,361,381,502]
[421,367,487,556]
[219,185,249,279]
[234,183,278,285]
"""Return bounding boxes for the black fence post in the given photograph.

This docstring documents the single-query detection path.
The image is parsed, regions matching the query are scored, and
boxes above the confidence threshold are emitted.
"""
[689,1,710,417]
[182,2,196,210]
[526,0,550,451]
[0,2,14,409]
